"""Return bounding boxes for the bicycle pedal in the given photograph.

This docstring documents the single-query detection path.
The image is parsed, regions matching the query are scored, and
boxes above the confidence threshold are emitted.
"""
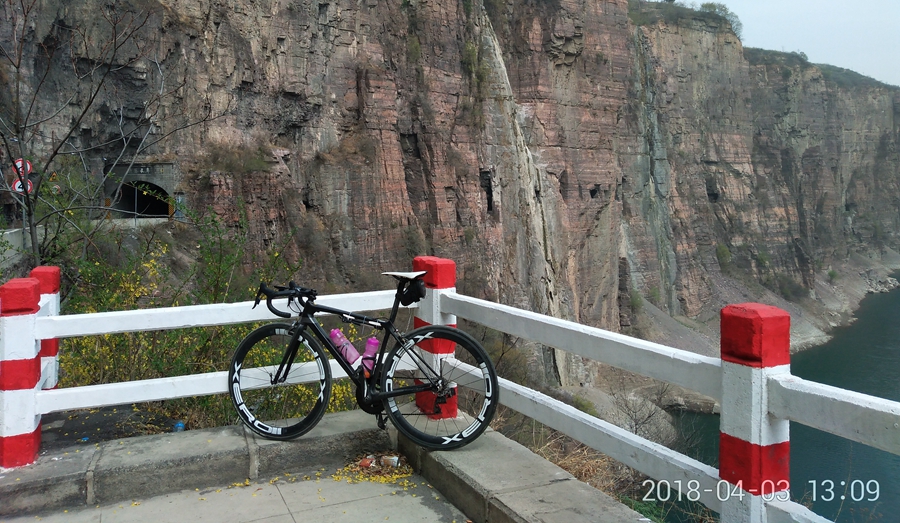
[376,412,388,430]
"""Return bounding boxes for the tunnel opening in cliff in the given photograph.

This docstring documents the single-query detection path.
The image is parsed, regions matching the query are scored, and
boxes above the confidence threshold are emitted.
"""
[111,181,171,219]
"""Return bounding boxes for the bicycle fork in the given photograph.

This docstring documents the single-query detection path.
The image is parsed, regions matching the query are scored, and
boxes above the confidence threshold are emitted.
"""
[271,324,304,385]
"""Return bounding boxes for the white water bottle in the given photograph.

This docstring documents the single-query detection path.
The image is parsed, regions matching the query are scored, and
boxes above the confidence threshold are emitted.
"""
[330,329,361,366]
[361,337,379,373]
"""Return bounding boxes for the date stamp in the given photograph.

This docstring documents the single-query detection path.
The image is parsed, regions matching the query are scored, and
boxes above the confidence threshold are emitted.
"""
[641,479,771,503]
[642,479,881,503]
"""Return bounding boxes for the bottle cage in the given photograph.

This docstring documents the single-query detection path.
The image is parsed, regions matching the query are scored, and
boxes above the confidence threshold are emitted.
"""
[399,278,427,306]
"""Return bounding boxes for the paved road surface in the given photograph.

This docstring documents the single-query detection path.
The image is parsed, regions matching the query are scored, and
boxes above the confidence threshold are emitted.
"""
[1,410,646,522]
[4,468,467,523]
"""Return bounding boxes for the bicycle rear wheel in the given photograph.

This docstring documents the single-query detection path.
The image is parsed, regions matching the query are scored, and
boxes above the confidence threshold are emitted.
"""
[229,323,331,440]
[381,325,498,450]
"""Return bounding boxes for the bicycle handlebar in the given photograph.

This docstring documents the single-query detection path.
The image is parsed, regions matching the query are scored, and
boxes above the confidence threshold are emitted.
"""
[253,281,317,318]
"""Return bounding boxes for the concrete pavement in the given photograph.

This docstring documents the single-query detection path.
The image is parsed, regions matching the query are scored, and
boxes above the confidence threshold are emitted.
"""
[2,467,465,523]
[1,410,649,522]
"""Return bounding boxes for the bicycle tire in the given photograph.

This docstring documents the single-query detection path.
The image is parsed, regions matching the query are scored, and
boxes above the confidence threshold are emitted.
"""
[229,323,331,440]
[381,325,498,450]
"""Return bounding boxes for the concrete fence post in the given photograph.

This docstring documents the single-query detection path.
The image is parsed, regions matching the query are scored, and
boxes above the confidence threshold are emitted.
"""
[412,256,457,330]
[411,256,457,419]
[719,303,792,523]
[31,266,61,390]
[0,277,43,468]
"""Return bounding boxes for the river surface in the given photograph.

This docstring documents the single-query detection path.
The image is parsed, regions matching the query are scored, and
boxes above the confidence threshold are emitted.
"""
[677,282,900,522]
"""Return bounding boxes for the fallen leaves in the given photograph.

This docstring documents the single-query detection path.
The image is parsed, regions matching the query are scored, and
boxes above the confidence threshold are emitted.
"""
[330,452,415,485]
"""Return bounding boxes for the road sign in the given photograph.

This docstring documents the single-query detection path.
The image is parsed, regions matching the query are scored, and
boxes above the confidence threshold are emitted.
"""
[13,178,34,194]
[13,158,33,176]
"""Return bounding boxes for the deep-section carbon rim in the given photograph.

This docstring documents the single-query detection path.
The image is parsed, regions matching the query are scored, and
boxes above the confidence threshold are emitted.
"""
[229,323,331,440]
[381,325,498,450]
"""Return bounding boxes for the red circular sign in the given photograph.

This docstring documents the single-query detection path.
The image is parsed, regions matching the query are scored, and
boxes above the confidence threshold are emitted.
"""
[13,178,34,194]
[13,158,33,175]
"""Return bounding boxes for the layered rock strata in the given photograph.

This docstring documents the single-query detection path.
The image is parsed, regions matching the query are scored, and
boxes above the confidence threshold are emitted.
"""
[4,0,899,387]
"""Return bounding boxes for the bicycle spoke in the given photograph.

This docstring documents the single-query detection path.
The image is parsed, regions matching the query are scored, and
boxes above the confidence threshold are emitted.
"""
[382,325,498,449]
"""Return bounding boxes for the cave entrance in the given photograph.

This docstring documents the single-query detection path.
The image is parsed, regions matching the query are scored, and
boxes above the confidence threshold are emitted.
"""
[480,169,494,213]
[113,181,171,218]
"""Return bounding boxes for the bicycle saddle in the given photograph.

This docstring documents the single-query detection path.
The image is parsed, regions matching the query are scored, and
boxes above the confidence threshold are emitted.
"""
[381,270,427,281]
[383,271,427,305]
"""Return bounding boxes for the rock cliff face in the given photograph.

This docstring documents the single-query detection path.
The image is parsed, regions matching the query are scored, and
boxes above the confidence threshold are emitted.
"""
[624,12,900,345]
[6,0,899,386]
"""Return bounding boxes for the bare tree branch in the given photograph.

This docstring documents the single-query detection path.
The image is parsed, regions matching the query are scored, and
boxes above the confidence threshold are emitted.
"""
[0,0,218,268]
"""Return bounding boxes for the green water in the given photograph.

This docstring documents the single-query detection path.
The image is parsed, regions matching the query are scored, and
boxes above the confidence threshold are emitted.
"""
[676,283,900,522]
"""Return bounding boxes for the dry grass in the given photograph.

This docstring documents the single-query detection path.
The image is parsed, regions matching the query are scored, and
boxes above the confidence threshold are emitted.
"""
[492,406,646,498]
[490,388,717,523]
[532,431,645,496]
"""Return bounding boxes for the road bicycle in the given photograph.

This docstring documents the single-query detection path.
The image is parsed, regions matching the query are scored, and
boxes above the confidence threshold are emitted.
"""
[228,271,499,450]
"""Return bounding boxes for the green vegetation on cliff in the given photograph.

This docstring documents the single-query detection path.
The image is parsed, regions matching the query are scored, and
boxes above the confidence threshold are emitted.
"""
[745,47,897,90]
[817,64,897,90]
[743,47,812,69]
[628,1,742,38]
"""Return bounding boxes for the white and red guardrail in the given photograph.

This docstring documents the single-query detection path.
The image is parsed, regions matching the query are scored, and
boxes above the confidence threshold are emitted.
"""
[0,266,60,468]
[2,257,899,523]
[718,304,792,521]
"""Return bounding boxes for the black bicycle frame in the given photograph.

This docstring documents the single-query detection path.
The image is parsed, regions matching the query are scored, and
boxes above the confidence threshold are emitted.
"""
[274,283,439,402]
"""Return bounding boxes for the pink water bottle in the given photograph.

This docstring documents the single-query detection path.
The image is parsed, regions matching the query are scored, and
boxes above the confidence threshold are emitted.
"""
[330,329,361,366]
[361,337,379,374]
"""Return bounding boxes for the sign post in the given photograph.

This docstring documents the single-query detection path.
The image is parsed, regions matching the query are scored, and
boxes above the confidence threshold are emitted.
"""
[11,158,34,252]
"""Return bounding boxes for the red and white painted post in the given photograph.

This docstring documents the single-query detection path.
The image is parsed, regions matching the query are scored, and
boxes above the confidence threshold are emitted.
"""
[31,266,61,390]
[719,303,792,522]
[411,256,458,419]
[0,277,43,468]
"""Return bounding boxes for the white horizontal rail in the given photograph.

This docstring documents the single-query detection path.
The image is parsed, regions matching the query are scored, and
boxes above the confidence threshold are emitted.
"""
[498,374,723,512]
[441,292,722,401]
[237,363,323,391]
[35,359,353,414]
[35,356,411,415]
[36,370,231,413]
[444,357,723,510]
[768,375,900,455]
[453,356,827,519]
[34,290,406,339]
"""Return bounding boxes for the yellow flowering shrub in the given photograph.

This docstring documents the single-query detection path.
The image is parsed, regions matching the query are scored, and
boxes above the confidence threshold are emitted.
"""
[58,212,322,429]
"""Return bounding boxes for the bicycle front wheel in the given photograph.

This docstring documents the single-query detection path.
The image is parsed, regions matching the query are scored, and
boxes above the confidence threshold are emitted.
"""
[381,325,498,450]
[229,323,331,440]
